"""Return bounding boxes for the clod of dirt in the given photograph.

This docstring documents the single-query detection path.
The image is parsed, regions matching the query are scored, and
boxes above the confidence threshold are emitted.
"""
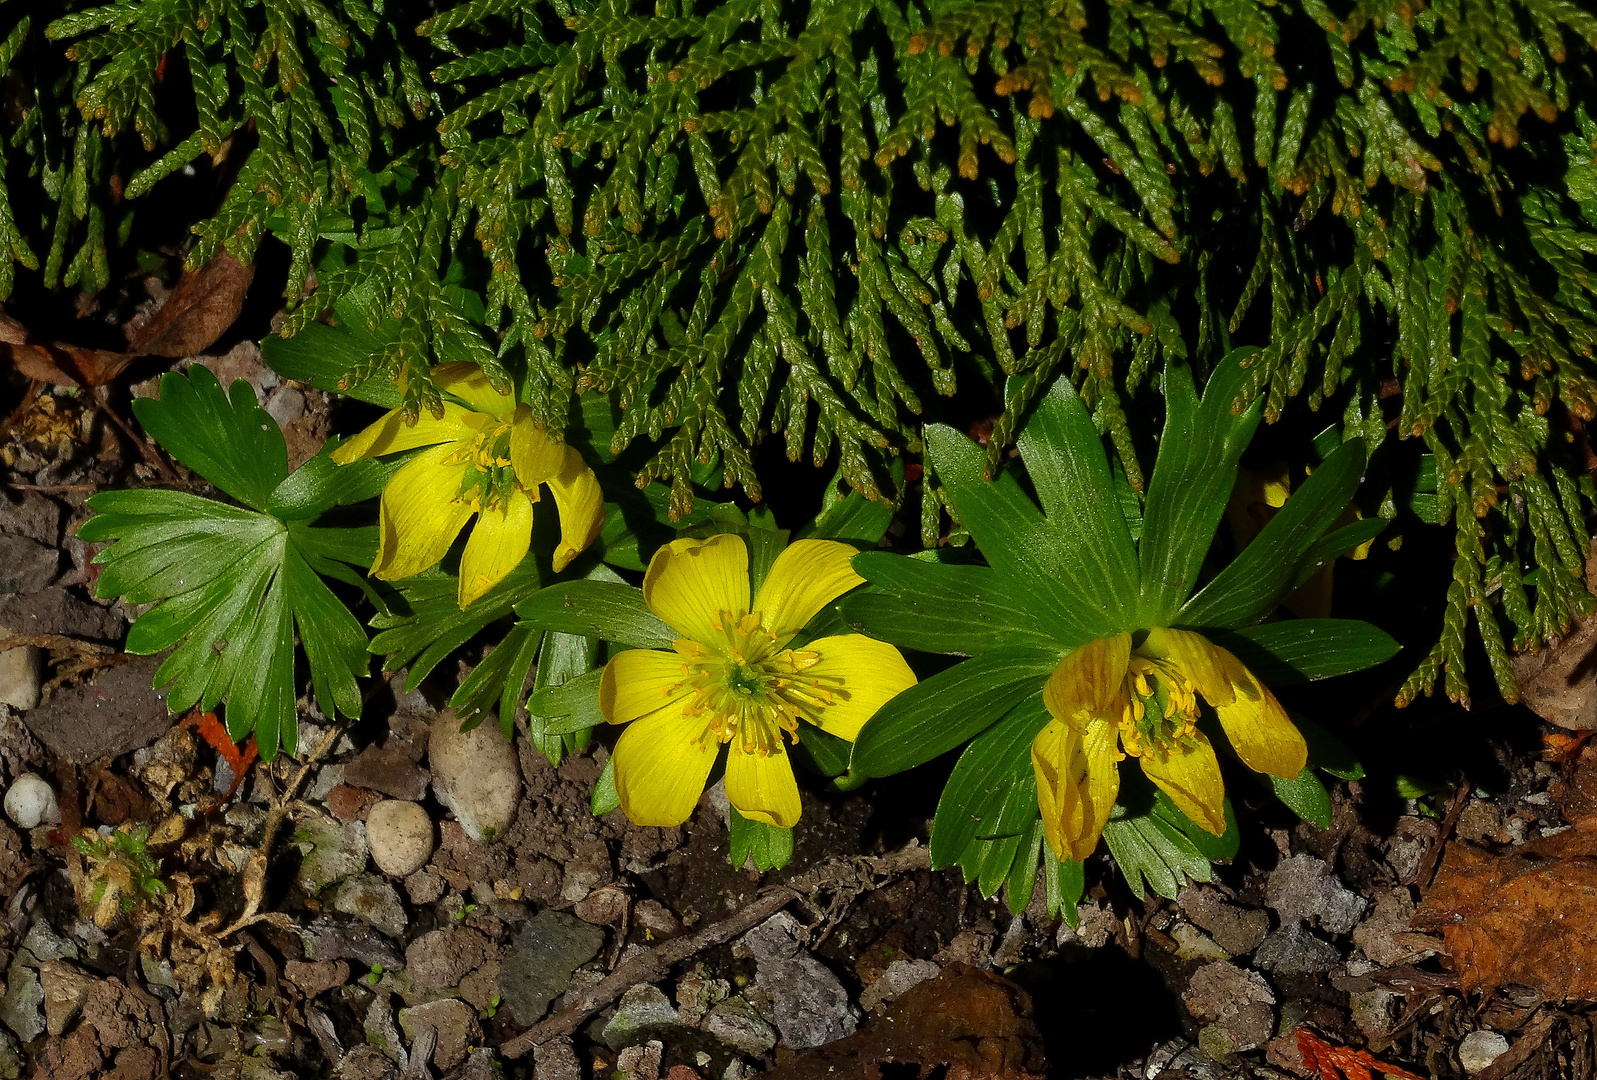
[300,916,404,972]
[22,656,171,764]
[367,799,435,877]
[0,536,57,598]
[331,873,408,939]
[764,963,1047,1080]
[1414,835,1597,998]
[0,587,124,642]
[0,956,43,1042]
[405,927,494,996]
[497,911,605,1025]
[1253,923,1341,975]
[399,998,481,1071]
[1458,1030,1511,1075]
[38,961,93,1037]
[285,959,350,999]
[1182,961,1276,1058]
[1352,889,1424,967]
[575,883,629,925]
[1178,887,1271,955]
[0,632,42,711]
[1266,854,1367,935]
[345,714,430,802]
[533,1036,583,1080]
[3,771,58,828]
[858,958,941,1012]
[602,983,683,1050]
[744,912,859,1050]
[429,711,520,842]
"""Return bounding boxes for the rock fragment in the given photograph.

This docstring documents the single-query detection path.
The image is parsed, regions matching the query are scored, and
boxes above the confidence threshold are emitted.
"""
[1178,886,1271,954]
[601,984,682,1050]
[430,711,519,842]
[1266,854,1367,934]
[498,911,605,1025]
[399,999,481,1071]
[743,912,858,1049]
[0,629,42,712]
[331,874,408,939]
[1459,1030,1510,1075]
[1182,961,1275,1058]
[3,772,57,828]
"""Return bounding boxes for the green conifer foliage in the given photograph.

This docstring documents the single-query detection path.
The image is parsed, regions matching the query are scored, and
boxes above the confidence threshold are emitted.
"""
[27,0,1597,704]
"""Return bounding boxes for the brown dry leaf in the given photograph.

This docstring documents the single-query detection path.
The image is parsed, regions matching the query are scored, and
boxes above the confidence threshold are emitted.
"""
[1414,834,1597,999]
[0,313,136,388]
[125,250,254,358]
[764,963,1048,1080]
[1512,539,1597,729]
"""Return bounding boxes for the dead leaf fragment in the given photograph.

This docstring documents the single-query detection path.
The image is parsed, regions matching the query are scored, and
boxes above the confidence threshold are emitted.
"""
[0,313,136,388]
[1414,839,1597,999]
[1511,539,1597,729]
[764,963,1047,1080]
[125,250,254,357]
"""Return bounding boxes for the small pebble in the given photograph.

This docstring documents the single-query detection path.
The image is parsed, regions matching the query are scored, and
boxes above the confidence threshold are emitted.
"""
[366,800,435,877]
[4,773,59,829]
[1459,1030,1510,1075]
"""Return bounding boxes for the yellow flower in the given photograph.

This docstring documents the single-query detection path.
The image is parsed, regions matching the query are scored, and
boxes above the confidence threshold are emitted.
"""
[1226,463,1373,619]
[332,363,603,608]
[599,534,917,828]
[1031,628,1306,862]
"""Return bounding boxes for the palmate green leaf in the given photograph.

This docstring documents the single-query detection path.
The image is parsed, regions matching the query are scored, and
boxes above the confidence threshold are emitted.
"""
[797,462,900,547]
[845,646,1061,782]
[259,297,404,410]
[1103,810,1217,901]
[1210,619,1401,685]
[450,622,544,736]
[527,667,605,735]
[81,486,368,761]
[1138,354,1263,622]
[729,807,795,873]
[370,558,545,687]
[512,580,676,648]
[1296,715,1364,780]
[1179,438,1368,629]
[132,366,287,511]
[267,436,404,522]
[842,552,1056,655]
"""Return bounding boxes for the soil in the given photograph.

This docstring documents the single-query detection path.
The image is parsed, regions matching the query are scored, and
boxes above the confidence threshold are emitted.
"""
[3,274,1597,1080]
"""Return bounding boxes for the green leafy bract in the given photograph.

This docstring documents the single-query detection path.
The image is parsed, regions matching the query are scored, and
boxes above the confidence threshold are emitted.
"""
[842,354,1399,907]
[81,367,373,758]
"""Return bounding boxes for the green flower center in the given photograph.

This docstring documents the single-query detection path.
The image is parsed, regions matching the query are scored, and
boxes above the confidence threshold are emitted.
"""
[672,611,844,755]
[448,418,520,511]
[1118,655,1202,759]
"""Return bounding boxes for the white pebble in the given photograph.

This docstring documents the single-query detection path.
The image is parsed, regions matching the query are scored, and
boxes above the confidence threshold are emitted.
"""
[1459,1030,1510,1075]
[366,799,435,877]
[4,773,60,829]
[429,711,520,842]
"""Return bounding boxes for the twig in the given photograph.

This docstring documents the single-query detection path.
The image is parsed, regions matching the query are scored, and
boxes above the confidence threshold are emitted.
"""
[89,385,177,479]
[499,842,931,1058]
[1,483,100,492]
[1407,781,1471,888]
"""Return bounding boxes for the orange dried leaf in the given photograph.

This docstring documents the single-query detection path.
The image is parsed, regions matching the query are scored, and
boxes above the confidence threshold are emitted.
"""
[1295,1029,1426,1080]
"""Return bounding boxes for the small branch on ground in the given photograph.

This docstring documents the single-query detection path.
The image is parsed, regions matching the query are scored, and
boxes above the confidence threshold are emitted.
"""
[500,842,932,1058]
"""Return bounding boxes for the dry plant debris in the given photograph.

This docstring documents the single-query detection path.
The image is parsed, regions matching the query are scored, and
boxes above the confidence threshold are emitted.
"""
[1293,1028,1427,1080]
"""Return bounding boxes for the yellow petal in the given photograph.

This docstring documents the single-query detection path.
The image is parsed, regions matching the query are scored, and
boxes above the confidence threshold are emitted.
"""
[1043,633,1133,727]
[793,634,916,741]
[1138,733,1228,836]
[1141,627,1235,707]
[725,742,802,828]
[372,444,475,581]
[611,697,718,827]
[331,403,475,464]
[1210,650,1307,779]
[546,446,604,573]
[642,534,750,643]
[1224,462,1290,550]
[753,539,864,641]
[1033,715,1120,862]
[434,361,513,417]
[457,486,535,608]
[510,405,567,487]
[600,648,691,725]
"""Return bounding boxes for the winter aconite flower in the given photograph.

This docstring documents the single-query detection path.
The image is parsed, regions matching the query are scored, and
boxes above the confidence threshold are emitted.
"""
[1032,628,1306,861]
[332,363,603,608]
[600,534,916,828]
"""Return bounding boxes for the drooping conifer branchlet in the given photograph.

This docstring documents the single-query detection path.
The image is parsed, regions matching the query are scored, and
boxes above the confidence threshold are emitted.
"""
[31,0,1597,702]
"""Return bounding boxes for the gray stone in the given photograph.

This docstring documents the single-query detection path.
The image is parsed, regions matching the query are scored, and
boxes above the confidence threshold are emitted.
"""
[1182,961,1275,1058]
[367,800,434,877]
[1459,1030,1511,1075]
[364,995,407,1068]
[0,536,57,596]
[294,811,369,895]
[1354,889,1423,967]
[405,928,493,995]
[1253,923,1341,975]
[22,920,79,963]
[300,916,404,972]
[1057,901,1117,950]
[1177,887,1271,955]
[614,1041,664,1080]
[332,874,408,939]
[743,912,858,1049]
[23,656,172,764]
[859,959,941,1012]
[1265,854,1367,935]
[601,984,682,1050]
[499,911,606,1026]
[703,997,778,1056]
[338,1045,396,1080]
[0,958,42,1042]
[399,998,481,1071]
[430,710,519,842]
[39,961,94,1036]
